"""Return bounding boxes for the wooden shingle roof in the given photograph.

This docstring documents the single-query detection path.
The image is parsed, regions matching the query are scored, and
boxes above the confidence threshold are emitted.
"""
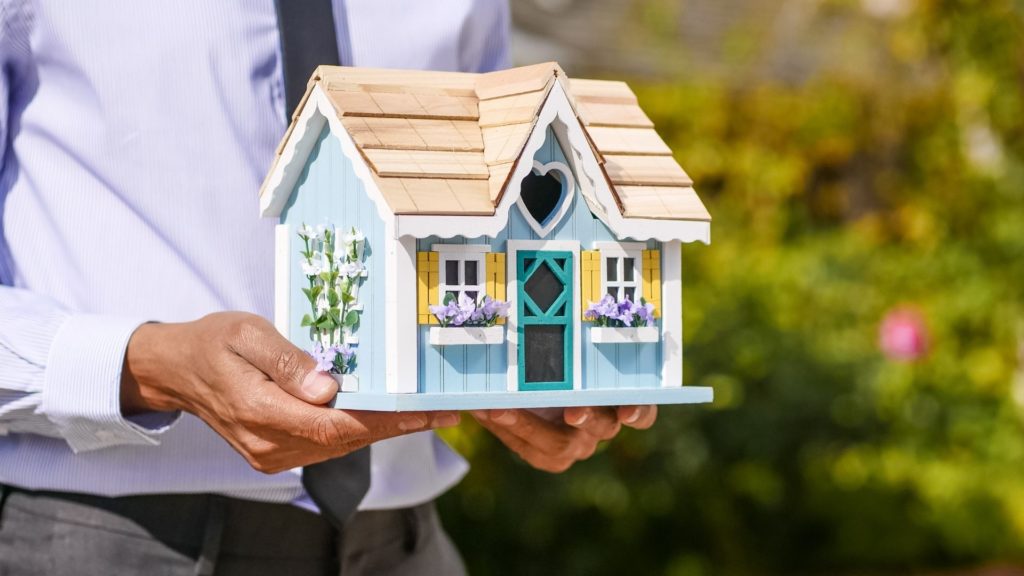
[263,62,710,222]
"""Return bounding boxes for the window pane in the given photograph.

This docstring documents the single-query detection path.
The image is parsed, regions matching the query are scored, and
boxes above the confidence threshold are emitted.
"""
[524,325,564,383]
[624,286,636,301]
[524,261,562,313]
[466,290,478,301]
[445,290,458,302]
[607,287,618,299]
[445,260,460,285]
[606,257,617,281]
[623,258,635,282]
[464,260,478,286]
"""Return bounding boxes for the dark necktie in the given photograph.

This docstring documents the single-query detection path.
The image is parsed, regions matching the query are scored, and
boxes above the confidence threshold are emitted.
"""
[274,0,371,530]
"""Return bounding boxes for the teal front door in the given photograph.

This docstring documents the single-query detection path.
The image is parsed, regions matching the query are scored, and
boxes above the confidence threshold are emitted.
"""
[516,250,573,391]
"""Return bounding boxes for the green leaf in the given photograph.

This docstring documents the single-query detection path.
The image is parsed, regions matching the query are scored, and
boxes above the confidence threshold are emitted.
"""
[443,292,456,305]
[343,310,360,328]
[300,314,313,327]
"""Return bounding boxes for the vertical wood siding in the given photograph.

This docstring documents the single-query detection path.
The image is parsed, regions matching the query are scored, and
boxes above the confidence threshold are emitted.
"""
[280,126,388,393]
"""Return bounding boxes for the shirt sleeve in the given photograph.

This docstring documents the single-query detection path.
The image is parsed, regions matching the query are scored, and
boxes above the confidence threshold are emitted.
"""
[0,2,180,453]
[0,289,181,453]
[459,0,511,73]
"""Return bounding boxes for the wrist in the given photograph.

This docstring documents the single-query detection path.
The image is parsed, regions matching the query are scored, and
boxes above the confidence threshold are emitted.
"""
[121,322,187,415]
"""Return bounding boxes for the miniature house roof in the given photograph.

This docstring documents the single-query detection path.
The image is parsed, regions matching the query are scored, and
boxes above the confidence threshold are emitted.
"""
[260,62,711,243]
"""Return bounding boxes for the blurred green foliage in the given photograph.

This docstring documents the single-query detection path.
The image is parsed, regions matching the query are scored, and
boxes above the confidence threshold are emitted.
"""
[438,1,1024,574]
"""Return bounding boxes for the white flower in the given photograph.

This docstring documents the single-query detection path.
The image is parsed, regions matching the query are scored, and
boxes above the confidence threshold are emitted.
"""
[297,224,315,239]
[314,223,328,240]
[339,261,365,279]
[344,228,365,244]
[301,253,323,277]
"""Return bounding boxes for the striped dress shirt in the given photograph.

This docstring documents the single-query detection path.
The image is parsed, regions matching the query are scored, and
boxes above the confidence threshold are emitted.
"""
[0,0,508,510]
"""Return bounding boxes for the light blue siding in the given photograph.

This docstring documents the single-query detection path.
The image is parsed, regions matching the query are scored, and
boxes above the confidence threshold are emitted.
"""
[280,126,388,393]
[417,126,663,394]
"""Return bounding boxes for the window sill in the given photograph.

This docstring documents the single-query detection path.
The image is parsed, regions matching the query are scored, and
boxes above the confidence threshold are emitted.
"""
[429,326,505,346]
[590,326,659,344]
[331,373,359,392]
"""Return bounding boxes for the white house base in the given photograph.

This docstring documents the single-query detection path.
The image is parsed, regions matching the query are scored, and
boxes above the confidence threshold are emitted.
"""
[330,387,713,412]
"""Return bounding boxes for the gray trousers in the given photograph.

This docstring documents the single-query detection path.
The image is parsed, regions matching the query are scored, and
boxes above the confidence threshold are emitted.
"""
[0,485,465,576]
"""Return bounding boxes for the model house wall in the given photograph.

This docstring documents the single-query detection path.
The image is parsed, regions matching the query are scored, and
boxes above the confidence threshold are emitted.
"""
[279,125,390,394]
[415,126,663,395]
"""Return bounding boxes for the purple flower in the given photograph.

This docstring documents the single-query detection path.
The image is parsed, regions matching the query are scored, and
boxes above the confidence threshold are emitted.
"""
[335,343,355,362]
[636,302,656,326]
[309,341,337,372]
[476,296,510,323]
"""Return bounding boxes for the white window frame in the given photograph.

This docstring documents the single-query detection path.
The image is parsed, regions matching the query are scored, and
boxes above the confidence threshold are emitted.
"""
[596,242,645,302]
[435,244,490,303]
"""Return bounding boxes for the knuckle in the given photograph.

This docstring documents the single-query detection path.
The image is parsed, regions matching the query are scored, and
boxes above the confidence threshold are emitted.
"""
[229,315,271,346]
[274,348,303,383]
[305,413,340,447]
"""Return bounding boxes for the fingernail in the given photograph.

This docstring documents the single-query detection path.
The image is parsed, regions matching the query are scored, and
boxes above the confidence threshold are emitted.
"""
[568,409,589,426]
[399,415,428,431]
[623,407,641,424]
[470,410,488,421]
[493,410,517,425]
[301,371,336,400]
[434,413,460,428]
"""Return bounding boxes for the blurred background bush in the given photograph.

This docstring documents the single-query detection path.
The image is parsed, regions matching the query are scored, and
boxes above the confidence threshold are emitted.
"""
[437,1,1024,574]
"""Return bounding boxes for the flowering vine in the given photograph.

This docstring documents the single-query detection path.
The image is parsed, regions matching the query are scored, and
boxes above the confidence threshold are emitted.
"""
[584,294,655,327]
[430,293,510,327]
[297,223,366,374]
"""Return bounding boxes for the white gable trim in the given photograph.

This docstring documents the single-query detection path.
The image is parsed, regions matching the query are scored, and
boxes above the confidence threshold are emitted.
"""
[394,81,711,244]
[259,86,397,239]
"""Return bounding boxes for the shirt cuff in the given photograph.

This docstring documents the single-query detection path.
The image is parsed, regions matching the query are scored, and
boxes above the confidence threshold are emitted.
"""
[41,315,181,453]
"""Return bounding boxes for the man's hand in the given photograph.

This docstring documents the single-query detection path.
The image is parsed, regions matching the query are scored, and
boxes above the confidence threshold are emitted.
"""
[121,312,459,474]
[471,406,657,473]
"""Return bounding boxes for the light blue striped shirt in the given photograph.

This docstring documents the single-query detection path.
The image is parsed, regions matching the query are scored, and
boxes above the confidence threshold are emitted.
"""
[0,0,508,510]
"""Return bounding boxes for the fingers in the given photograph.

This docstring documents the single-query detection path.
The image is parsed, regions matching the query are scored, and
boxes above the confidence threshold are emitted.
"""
[215,364,460,473]
[617,405,658,430]
[563,407,621,440]
[472,409,598,472]
[476,418,575,473]
[226,315,338,405]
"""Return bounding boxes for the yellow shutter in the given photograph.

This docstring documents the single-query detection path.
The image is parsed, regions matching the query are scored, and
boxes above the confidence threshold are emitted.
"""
[485,252,507,325]
[642,249,661,318]
[417,251,439,325]
[580,250,601,316]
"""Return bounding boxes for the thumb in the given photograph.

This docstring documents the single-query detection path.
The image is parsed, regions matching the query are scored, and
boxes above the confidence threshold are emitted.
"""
[232,318,339,404]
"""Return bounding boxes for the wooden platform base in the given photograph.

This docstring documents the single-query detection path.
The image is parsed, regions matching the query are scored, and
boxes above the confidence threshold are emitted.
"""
[331,387,713,412]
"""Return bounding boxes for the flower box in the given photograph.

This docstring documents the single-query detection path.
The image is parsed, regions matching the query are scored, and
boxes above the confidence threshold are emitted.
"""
[332,373,359,392]
[590,326,659,344]
[429,326,504,346]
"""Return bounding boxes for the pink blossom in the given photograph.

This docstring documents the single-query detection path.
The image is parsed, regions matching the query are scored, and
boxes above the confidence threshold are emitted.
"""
[879,307,929,361]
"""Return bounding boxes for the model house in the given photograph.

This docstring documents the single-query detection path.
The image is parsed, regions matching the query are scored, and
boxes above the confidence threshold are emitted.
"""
[259,62,713,410]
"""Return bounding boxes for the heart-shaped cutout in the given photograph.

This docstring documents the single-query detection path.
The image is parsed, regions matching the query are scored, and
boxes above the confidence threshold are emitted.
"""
[520,170,563,225]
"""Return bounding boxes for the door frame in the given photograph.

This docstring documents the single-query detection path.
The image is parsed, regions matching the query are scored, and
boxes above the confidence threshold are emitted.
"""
[506,240,582,392]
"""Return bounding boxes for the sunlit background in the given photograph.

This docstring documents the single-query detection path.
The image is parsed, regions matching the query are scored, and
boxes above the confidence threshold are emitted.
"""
[437,1,1024,574]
